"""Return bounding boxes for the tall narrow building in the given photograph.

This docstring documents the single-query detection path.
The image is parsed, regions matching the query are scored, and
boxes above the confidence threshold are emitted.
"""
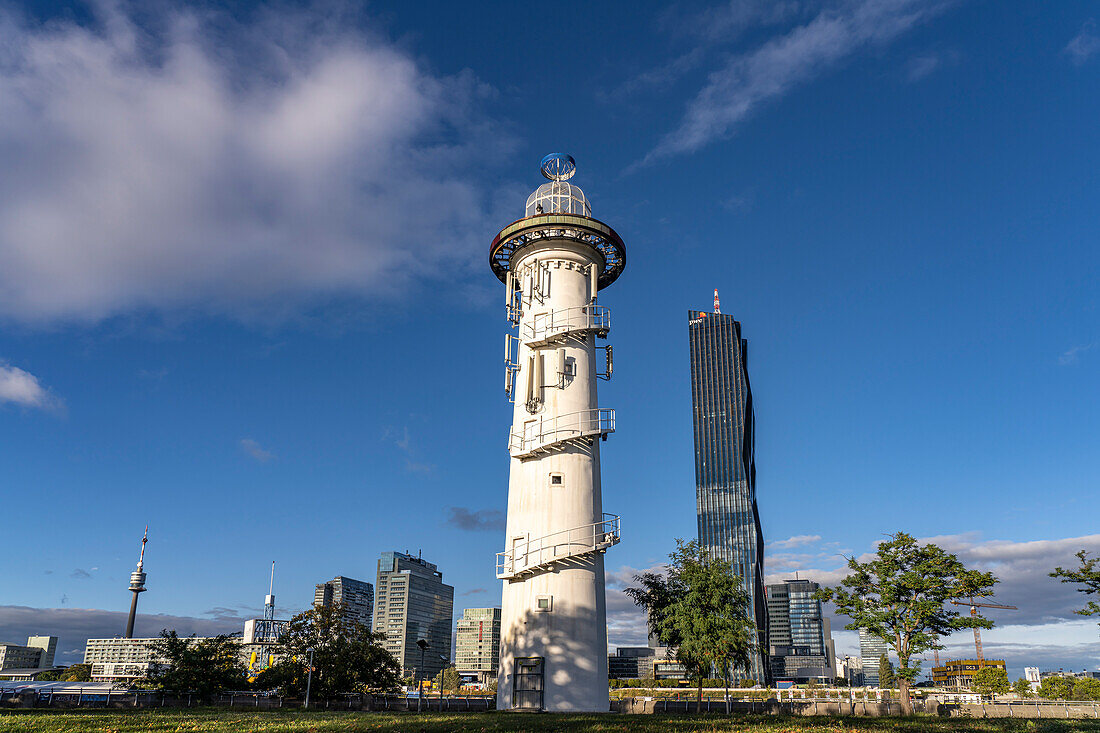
[455,607,501,685]
[489,154,625,711]
[859,628,889,686]
[373,552,454,681]
[688,305,768,683]
[314,575,374,631]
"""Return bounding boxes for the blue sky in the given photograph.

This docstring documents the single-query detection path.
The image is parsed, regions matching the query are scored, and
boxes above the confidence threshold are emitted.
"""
[0,0,1098,676]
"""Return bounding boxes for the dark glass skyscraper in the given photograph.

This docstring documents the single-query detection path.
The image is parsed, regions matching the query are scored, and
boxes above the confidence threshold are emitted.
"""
[687,310,768,683]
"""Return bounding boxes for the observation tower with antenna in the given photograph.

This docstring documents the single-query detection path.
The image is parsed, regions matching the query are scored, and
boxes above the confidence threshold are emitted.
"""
[124,527,148,638]
[489,153,625,711]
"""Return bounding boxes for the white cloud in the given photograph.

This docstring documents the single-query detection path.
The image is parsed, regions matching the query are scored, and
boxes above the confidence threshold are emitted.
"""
[0,362,60,410]
[0,5,509,324]
[1059,342,1097,365]
[769,534,822,549]
[239,438,274,462]
[1065,19,1100,66]
[636,0,954,166]
[906,53,940,80]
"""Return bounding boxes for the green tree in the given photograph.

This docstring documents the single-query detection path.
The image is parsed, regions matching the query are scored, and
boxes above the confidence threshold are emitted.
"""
[817,532,998,715]
[972,666,1010,699]
[626,539,757,712]
[256,602,400,698]
[144,631,246,698]
[1012,677,1034,698]
[1073,677,1100,701]
[1038,676,1075,700]
[878,654,895,688]
[432,665,461,693]
[1051,551,1100,628]
[61,663,92,682]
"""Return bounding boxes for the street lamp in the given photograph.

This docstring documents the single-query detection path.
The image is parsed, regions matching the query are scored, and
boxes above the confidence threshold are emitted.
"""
[416,639,429,713]
[304,647,315,709]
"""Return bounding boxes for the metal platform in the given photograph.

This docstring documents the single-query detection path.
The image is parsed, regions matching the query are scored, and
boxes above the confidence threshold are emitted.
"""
[496,514,621,580]
[489,214,627,290]
[523,305,610,347]
[508,408,615,459]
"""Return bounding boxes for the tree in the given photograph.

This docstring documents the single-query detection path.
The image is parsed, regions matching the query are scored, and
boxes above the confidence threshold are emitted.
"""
[1073,677,1100,701]
[972,666,1009,699]
[1051,550,1100,627]
[145,631,246,698]
[1012,677,1034,698]
[256,602,400,698]
[1038,676,1075,700]
[626,539,757,712]
[60,663,92,682]
[877,654,895,688]
[817,532,998,715]
[433,665,461,693]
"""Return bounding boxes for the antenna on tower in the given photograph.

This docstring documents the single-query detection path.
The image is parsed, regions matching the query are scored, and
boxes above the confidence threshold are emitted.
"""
[714,289,721,314]
[125,526,149,638]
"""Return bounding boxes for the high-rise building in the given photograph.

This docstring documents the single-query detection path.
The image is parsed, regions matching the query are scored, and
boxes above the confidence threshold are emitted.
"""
[489,154,625,711]
[373,551,454,681]
[859,628,889,686]
[687,306,767,683]
[314,575,374,631]
[0,636,58,671]
[455,608,501,684]
[766,579,831,682]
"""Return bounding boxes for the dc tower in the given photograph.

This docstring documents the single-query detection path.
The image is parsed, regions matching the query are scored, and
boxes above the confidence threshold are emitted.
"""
[124,527,148,638]
[489,154,626,711]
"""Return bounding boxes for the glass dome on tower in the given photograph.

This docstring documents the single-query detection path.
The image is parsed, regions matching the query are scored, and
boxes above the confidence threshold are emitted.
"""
[524,153,592,217]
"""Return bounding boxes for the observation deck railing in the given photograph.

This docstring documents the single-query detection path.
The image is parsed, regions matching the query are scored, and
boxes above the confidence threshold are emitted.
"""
[522,305,610,347]
[509,408,615,459]
[496,513,621,580]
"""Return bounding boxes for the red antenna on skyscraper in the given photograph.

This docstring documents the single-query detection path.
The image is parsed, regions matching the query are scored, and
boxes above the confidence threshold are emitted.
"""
[714,289,721,314]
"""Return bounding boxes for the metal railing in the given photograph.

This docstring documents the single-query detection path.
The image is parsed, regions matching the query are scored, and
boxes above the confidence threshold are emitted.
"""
[497,513,620,579]
[509,408,615,458]
[522,305,610,344]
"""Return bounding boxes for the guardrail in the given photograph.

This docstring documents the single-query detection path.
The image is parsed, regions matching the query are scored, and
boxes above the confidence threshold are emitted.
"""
[523,305,610,344]
[509,408,615,458]
[497,513,620,579]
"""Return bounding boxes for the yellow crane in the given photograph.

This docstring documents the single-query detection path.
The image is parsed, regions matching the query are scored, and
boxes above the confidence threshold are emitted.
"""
[949,597,1017,661]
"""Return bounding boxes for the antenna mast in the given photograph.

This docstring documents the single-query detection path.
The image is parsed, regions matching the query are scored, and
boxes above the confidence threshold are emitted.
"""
[125,527,148,638]
[714,289,721,314]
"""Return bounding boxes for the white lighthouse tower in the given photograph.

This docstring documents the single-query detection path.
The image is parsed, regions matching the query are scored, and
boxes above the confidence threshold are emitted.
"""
[489,154,626,711]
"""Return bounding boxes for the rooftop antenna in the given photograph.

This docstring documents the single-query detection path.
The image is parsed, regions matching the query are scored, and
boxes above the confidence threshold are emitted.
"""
[714,289,721,314]
[124,526,148,638]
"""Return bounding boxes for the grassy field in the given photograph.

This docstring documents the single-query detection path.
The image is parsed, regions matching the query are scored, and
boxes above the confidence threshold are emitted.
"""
[1,711,1099,733]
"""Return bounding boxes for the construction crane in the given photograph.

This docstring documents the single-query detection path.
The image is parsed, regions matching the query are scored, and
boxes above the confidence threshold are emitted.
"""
[949,597,1017,661]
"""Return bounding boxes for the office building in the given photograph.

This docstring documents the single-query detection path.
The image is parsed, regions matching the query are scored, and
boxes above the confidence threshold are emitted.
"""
[0,636,58,671]
[608,647,656,679]
[84,637,179,682]
[766,579,832,682]
[489,153,625,711]
[859,628,889,686]
[455,608,501,684]
[932,659,1007,688]
[688,303,768,684]
[315,575,374,631]
[373,551,454,681]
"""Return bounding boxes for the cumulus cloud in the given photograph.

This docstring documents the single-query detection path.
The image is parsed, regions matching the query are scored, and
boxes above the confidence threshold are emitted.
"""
[0,362,60,410]
[0,4,509,324]
[1065,19,1100,65]
[636,0,954,167]
[0,605,250,665]
[239,438,274,462]
[444,507,505,532]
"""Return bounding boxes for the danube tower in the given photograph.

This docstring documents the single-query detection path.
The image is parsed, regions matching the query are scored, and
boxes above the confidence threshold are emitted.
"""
[489,154,625,711]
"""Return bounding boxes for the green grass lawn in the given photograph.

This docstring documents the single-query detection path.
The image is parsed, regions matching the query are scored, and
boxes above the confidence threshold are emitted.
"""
[1,711,1099,733]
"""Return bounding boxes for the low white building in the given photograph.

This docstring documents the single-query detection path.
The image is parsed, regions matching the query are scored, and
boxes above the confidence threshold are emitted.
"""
[0,636,58,670]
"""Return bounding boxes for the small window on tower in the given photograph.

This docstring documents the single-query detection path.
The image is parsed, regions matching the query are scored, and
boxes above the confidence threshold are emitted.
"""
[549,473,563,486]
[535,595,553,612]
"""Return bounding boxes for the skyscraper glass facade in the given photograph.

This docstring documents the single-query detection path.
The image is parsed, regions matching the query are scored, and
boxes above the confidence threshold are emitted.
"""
[766,579,832,682]
[688,310,768,684]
